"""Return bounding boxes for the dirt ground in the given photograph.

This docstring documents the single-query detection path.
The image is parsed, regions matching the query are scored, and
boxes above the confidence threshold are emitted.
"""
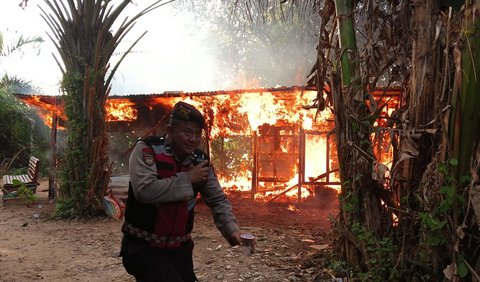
[0,179,338,282]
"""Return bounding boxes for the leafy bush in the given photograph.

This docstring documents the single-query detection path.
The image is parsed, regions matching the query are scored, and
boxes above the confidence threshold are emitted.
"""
[0,86,50,176]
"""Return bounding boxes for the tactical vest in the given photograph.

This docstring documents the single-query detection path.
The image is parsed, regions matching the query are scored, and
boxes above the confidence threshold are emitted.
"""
[123,136,203,248]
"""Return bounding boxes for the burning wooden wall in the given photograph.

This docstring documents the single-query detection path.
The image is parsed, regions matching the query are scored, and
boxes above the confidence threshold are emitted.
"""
[16,86,400,203]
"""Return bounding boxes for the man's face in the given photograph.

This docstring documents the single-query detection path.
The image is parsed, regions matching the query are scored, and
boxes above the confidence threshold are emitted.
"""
[168,120,203,158]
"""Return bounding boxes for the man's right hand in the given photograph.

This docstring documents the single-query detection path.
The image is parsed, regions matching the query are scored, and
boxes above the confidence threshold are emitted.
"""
[189,160,209,184]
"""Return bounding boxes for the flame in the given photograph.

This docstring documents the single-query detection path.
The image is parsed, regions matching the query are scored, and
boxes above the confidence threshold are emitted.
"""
[17,87,400,203]
[159,89,338,202]
[287,204,298,211]
[372,96,400,171]
[21,95,66,129]
[106,99,138,122]
[217,169,252,192]
[20,96,139,126]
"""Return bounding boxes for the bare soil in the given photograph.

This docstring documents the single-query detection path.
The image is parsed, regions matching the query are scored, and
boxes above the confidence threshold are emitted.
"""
[0,179,338,282]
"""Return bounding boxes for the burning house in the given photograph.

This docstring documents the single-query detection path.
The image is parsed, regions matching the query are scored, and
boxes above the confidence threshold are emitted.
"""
[16,86,400,203]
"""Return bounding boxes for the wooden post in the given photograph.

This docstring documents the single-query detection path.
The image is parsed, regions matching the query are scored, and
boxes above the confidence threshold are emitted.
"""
[220,138,225,172]
[251,131,258,202]
[298,127,305,203]
[326,133,330,183]
[48,96,58,200]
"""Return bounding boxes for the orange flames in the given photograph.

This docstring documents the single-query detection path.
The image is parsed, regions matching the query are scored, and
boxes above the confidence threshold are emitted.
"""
[136,89,339,202]
[105,99,137,122]
[159,89,338,202]
[17,87,400,204]
[22,95,66,130]
[20,96,139,127]
[155,89,332,137]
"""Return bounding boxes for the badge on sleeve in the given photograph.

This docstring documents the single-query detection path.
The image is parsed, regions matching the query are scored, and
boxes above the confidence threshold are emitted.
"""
[143,152,155,166]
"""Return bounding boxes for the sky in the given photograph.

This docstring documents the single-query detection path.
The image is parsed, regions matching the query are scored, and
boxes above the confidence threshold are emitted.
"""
[0,0,219,95]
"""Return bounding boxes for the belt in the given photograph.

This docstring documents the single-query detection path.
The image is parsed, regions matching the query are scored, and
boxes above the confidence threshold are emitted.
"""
[122,222,191,245]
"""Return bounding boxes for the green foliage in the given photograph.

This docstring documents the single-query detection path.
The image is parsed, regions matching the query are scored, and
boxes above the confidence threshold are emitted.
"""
[351,223,397,281]
[419,213,447,246]
[15,182,39,202]
[1,74,43,94]
[339,190,356,213]
[457,255,468,278]
[1,179,39,202]
[413,158,472,278]
[0,30,49,172]
[436,158,465,214]
[324,258,350,278]
[54,197,77,219]
[338,180,358,214]
[0,87,50,171]
[55,70,90,217]
[61,72,84,98]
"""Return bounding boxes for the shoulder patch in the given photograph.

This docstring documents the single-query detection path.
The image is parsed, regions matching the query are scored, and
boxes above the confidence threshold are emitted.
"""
[143,152,155,166]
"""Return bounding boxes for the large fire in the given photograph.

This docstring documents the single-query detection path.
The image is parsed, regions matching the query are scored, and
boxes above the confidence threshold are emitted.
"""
[17,87,400,203]
[105,99,138,122]
[142,89,340,202]
[22,96,139,126]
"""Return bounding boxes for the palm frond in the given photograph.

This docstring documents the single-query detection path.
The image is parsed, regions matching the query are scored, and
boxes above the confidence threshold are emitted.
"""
[0,35,43,57]
[41,0,171,96]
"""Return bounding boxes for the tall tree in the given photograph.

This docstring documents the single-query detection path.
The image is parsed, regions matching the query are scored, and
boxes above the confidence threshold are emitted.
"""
[40,0,170,217]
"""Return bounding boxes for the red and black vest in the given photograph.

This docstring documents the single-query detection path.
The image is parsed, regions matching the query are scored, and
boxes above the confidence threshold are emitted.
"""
[124,136,203,248]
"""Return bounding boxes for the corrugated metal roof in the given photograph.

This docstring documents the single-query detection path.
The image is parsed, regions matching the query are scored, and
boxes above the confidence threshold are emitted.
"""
[13,86,318,103]
[13,85,316,100]
[14,85,402,100]
[113,85,316,99]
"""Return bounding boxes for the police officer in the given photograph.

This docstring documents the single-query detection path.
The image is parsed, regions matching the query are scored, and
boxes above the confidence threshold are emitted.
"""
[120,101,242,281]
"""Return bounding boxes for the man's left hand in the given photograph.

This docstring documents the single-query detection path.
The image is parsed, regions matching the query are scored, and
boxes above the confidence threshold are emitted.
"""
[230,231,243,246]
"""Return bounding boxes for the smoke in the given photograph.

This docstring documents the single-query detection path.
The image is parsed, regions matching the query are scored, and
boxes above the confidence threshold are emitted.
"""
[1,1,320,95]
[171,0,320,90]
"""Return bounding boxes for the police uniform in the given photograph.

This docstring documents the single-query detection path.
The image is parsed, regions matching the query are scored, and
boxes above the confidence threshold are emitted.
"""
[121,102,240,282]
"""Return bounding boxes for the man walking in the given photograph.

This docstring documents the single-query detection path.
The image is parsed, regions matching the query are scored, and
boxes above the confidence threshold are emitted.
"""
[120,101,242,281]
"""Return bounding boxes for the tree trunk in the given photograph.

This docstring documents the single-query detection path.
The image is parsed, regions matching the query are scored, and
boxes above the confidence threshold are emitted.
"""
[333,0,382,270]
[449,0,480,276]
[59,66,111,216]
[450,0,480,178]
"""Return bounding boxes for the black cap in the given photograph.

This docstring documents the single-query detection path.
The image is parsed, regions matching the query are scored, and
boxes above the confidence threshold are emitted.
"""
[169,101,205,129]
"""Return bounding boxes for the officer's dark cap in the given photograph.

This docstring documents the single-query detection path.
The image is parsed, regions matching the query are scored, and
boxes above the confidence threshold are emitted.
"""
[169,101,205,129]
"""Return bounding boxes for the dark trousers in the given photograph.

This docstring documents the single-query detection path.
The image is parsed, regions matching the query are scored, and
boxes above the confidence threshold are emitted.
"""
[121,237,197,282]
